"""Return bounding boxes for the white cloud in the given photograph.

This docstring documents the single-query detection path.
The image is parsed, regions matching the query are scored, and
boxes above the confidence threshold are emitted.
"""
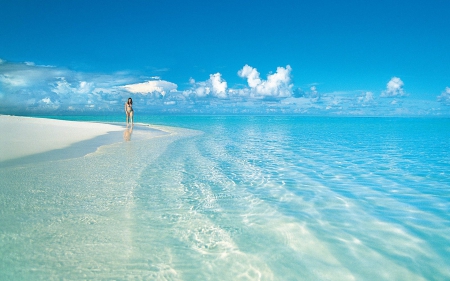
[238,65,293,98]
[0,63,66,89]
[381,77,407,97]
[0,62,139,112]
[122,80,177,96]
[41,97,52,104]
[50,78,95,99]
[310,85,319,99]
[52,77,73,95]
[358,91,375,105]
[183,72,228,98]
[238,65,261,88]
[1,60,448,116]
[78,81,94,94]
[0,74,28,87]
[209,73,228,98]
[193,85,210,97]
[437,87,450,105]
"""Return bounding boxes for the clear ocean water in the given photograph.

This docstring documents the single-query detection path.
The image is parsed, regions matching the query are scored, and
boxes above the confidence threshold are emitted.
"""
[1,116,449,280]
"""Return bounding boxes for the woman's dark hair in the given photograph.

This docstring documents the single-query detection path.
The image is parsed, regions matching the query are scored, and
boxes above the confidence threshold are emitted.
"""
[128,97,133,104]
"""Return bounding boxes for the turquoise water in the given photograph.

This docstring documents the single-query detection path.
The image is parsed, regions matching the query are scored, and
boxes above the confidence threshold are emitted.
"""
[1,116,449,280]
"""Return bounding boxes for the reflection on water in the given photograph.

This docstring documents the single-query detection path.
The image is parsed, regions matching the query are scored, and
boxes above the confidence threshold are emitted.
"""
[123,124,133,141]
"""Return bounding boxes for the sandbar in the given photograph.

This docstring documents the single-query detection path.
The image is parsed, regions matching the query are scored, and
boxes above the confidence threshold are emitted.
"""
[0,115,126,164]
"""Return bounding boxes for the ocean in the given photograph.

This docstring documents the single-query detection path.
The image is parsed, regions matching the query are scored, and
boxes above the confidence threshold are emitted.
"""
[1,116,449,280]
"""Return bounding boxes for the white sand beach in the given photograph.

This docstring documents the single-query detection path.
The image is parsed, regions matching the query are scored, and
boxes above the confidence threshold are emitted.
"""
[0,115,124,162]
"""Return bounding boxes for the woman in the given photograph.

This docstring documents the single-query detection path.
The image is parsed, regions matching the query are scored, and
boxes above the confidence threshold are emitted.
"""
[124,97,134,125]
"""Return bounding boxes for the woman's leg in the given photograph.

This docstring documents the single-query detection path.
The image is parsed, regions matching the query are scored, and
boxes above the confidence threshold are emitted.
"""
[130,111,134,124]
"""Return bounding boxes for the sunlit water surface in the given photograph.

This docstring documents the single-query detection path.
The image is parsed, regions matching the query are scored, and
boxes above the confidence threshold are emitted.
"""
[1,116,449,280]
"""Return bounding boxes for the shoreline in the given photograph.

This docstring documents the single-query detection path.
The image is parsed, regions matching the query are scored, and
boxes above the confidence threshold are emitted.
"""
[0,115,167,167]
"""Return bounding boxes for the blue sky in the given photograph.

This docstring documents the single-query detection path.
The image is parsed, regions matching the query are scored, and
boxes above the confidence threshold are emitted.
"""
[1,0,449,116]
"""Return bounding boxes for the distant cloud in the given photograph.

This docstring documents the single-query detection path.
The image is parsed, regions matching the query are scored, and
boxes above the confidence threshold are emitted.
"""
[41,97,51,104]
[358,91,375,105]
[309,85,320,101]
[51,78,94,96]
[183,73,228,98]
[1,60,448,116]
[209,73,228,98]
[0,73,27,87]
[437,87,450,105]
[238,65,293,98]
[238,65,261,88]
[381,77,407,98]
[184,65,293,100]
[122,80,177,96]
[0,61,139,113]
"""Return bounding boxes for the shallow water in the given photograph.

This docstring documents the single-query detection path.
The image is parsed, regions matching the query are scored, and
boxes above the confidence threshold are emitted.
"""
[1,116,449,280]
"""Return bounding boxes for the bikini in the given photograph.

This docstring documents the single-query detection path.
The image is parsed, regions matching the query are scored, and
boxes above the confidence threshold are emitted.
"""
[126,103,133,113]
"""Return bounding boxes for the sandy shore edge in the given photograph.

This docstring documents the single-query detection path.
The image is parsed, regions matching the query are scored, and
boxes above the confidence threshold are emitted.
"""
[0,115,127,163]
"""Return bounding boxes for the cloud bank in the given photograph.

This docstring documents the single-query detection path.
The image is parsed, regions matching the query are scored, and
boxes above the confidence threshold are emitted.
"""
[0,59,448,116]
